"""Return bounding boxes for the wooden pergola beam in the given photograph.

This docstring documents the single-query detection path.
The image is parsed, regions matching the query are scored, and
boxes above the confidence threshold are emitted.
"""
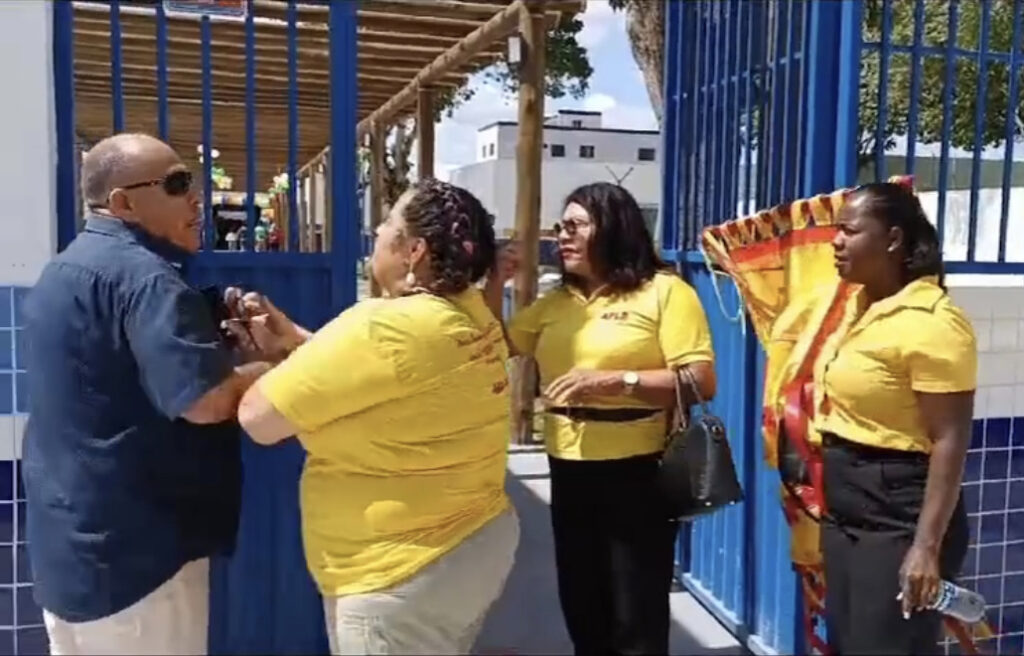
[357,0,524,138]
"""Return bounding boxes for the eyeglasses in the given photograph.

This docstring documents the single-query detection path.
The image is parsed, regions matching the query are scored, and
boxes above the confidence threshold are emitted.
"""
[90,170,194,211]
[119,169,194,196]
[552,217,591,236]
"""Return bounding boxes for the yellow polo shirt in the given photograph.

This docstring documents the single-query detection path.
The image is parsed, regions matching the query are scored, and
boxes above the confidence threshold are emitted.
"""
[813,278,977,453]
[258,288,511,596]
[509,272,714,461]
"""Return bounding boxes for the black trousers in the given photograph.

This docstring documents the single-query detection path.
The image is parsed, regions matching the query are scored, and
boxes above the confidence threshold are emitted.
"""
[821,435,969,656]
[549,453,679,656]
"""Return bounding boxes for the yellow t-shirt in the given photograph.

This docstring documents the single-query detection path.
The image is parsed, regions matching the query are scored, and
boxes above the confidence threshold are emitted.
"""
[508,271,714,461]
[813,278,977,453]
[258,288,511,596]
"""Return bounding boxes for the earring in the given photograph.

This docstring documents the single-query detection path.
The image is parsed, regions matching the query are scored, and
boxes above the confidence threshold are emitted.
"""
[404,270,417,287]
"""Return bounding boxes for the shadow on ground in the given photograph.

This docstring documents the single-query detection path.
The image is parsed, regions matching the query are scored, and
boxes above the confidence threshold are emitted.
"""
[474,449,745,656]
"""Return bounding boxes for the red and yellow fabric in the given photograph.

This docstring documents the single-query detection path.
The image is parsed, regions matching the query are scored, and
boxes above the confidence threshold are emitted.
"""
[700,175,991,654]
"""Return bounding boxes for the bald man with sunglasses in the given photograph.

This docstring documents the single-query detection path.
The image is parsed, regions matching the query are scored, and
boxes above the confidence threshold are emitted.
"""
[21,134,270,655]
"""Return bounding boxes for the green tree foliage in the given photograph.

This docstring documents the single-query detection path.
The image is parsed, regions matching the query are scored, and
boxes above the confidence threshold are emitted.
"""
[859,0,1023,156]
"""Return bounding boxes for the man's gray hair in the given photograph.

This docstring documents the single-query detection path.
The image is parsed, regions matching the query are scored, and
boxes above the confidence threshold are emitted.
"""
[80,133,159,207]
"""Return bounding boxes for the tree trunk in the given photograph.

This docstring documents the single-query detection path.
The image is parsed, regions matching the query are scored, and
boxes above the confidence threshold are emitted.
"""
[624,1,665,128]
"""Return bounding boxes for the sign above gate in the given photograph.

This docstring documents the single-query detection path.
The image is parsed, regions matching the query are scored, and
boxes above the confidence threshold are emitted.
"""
[163,0,247,19]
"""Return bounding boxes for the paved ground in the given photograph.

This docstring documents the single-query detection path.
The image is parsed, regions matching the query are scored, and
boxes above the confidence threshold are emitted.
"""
[474,446,744,656]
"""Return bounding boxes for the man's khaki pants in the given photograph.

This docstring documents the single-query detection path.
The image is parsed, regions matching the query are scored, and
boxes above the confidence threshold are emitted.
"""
[324,509,520,655]
[42,558,209,656]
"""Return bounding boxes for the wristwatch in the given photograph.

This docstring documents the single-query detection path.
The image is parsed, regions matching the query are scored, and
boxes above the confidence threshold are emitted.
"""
[622,371,640,395]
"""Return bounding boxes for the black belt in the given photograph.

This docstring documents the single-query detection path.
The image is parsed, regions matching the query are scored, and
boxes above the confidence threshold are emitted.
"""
[822,433,929,463]
[547,406,661,423]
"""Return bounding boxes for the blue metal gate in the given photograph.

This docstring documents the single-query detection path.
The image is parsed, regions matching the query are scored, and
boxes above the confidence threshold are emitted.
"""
[662,0,1024,653]
[50,1,359,652]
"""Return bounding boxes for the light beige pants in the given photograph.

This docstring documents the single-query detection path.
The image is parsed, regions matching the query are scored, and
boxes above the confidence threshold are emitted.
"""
[324,509,520,655]
[42,558,209,656]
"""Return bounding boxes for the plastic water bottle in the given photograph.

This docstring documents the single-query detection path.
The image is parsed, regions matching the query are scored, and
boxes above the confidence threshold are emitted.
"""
[930,581,986,623]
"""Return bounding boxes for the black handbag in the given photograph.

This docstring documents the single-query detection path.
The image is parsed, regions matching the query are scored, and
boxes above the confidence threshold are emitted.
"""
[657,366,743,520]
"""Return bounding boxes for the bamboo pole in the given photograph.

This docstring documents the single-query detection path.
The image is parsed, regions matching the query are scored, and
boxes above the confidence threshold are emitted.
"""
[369,123,387,297]
[356,0,525,139]
[511,3,546,445]
[417,87,435,179]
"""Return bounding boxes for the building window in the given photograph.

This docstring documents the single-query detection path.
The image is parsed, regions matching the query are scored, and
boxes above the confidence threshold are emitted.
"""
[481,145,487,158]
[488,143,495,157]
[551,144,566,158]
[572,119,583,128]
[638,147,656,162]
[579,145,595,159]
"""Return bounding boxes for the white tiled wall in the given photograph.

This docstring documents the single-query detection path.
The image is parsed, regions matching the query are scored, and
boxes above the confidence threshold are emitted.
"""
[949,280,1024,420]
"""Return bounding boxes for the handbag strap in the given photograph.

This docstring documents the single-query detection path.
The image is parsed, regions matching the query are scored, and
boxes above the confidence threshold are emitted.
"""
[672,365,709,431]
[676,366,710,413]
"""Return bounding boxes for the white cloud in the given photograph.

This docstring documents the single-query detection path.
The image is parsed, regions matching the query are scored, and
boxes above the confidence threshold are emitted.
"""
[578,92,657,132]
[577,0,619,50]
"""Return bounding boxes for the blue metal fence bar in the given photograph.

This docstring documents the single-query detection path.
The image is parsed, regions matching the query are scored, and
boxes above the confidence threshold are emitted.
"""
[727,0,744,221]
[754,3,771,211]
[779,0,797,202]
[683,1,700,248]
[904,0,926,177]
[660,0,683,253]
[245,0,257,251]
[803,1,843,195]
[792,0,810,200]
[967,0,994,263]
[874,0,893,180]
[764,4,782,205]
[935,0,961,255]
[155,2,169,140]
[834,0,863,187]
[697,1,713,246]
[717,2,731,227]
[741,1,756,215]
[287,0,300,253]
[712,1,729,227]
[998,0,1024,262]
[328,0,359,314]
[110,0,125,133]
[54,0,77,252]
[201,15,214,250]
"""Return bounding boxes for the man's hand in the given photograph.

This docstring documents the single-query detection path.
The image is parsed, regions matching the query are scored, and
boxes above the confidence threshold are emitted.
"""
[544,369,624,406]
[221,288,311,363]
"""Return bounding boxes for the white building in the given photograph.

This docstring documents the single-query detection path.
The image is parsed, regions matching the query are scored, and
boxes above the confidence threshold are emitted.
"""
[450,109,661,237]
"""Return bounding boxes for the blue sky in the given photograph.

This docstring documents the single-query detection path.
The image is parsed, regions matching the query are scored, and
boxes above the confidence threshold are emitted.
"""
[433,1,658,178]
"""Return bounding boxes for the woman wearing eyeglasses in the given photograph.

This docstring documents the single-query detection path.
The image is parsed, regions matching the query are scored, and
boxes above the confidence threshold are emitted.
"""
[488,182,717,655]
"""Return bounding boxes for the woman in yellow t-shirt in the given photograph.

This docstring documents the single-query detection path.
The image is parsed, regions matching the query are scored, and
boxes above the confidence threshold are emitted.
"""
[491,182,716,655]
[815,183,976,655]
[233,180,518,655]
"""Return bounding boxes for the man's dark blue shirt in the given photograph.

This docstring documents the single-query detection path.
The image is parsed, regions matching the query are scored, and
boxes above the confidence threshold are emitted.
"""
[22,215,242,622]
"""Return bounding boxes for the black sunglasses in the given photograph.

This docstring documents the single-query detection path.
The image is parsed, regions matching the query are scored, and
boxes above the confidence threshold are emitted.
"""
[119,169,194,197]
[552,217,591,236]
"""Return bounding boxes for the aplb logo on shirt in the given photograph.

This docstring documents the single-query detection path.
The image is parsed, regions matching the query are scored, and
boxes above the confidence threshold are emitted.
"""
[600,310,630,322]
